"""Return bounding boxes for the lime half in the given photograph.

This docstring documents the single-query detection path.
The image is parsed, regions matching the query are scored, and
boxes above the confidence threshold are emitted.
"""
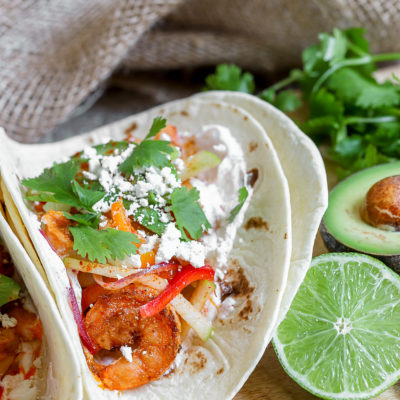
[274,252,400,400]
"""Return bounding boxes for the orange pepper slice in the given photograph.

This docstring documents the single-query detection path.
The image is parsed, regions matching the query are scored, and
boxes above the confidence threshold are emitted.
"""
[140,251,156,268]
[111,198,136,234]
[155,124,179,146]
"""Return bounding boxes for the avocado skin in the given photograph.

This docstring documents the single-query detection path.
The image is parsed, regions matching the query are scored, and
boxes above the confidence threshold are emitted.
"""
[320,222,400,274]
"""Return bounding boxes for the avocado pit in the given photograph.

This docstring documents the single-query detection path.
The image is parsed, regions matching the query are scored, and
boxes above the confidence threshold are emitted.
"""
[360,175,400,232]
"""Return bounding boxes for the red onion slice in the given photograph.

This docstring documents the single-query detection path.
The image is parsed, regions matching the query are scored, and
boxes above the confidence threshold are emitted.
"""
[67,283,97,355]
[93,261,180,291]
[39,229,56,252]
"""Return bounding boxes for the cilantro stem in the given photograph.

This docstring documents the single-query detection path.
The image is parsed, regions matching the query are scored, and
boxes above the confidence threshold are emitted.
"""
[346,41,369,57]
[371,52,400,63]
[344,116,398,125]
[264,72,302,93]
[312,52,400,95]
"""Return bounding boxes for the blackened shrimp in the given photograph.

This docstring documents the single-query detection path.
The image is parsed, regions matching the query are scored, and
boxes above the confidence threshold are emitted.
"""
[84,284,181,390]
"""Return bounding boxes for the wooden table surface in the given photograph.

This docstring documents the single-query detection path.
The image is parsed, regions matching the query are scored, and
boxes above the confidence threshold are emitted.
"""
[235,64,400,400]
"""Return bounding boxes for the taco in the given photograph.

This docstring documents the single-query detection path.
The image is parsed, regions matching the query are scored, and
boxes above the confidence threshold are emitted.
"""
[191,92,328,325]
[0,186,82,399]
[0,98,292,398]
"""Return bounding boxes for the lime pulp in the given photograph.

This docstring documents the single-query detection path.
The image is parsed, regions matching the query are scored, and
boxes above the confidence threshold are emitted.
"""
[274,252,400,400]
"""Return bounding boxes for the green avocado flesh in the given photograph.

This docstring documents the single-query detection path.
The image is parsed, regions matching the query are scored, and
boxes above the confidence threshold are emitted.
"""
[323,162,400,256]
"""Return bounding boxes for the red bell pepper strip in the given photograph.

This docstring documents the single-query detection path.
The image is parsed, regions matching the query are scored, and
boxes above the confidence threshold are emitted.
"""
[139,265,215,318]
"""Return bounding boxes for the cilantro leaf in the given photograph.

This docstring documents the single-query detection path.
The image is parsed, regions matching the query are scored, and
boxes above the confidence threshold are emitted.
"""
[319,28,347,65]
[145,117,167,139]
[118,118,176,173]
[204,64,255,93]
[92,141,130,156]
[274,90,302,112]
[302,89,344,143]
[22,160,106,212]
[69,225,139,263]
[119,140,175,173]
[63,212,100,228]
[229,186,249,223]
[71,181,105,211]
[0,275,20,307]
[327,68,400,109]
[170,187,211,241]
[22,160,81,208]
[132,207,167,235]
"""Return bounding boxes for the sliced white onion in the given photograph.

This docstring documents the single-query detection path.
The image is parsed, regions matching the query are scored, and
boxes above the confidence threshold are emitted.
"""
[63,257,139,278]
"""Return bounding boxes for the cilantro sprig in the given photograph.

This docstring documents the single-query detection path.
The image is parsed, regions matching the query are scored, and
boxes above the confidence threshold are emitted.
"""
[119,117,176,173]
[204,27,400,179]
[204,64,255,93]
[23,160,105,210]
[171,187,211,241]
[69,225,139,263]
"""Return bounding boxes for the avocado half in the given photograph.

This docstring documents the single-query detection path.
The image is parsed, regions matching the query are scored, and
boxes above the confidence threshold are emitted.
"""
[321,162,400,273]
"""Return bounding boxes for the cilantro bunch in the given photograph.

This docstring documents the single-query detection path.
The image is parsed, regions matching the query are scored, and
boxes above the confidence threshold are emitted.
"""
[204,27,400,179]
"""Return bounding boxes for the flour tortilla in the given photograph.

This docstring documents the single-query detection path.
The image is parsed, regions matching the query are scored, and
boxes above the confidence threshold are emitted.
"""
[0,98,291,400]
[0,186,82,399]
[193,92,328,325]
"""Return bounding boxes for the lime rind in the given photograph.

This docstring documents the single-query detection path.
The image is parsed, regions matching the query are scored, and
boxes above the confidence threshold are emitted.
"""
[274,252,400,400]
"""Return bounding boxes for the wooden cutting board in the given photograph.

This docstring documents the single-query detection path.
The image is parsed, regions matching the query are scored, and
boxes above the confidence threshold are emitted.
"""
[235,64,400,400]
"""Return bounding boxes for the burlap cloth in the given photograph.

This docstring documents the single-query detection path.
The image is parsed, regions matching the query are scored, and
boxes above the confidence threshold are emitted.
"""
[1,0,400,142]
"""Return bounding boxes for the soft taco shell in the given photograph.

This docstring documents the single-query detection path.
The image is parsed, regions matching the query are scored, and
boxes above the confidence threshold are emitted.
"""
[0,186,82,399]
[192,92,328,325]
[0,98,291,399]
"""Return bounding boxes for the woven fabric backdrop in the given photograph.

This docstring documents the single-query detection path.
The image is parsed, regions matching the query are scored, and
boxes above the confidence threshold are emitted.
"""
[1,0,400,142]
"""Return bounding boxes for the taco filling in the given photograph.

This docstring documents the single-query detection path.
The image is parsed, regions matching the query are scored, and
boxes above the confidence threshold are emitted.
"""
[21,117,251,391]
[0,241,43,399]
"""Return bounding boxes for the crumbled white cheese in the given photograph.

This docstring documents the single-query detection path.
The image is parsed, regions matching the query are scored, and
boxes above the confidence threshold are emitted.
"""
[174,158,185,173]
[161,167,180,187]
[129,254,142,268]
[0,313,17,329]
[82,170,97,181]
[120,345,133,362]
[128,202,140,215]
[145,167,169,196]
[134,179,153,198]
[159,132,171,142]
[213,143,226,153]
[99,215,108,228]
[159,212,170,223]
[189,124,249,268]
[139,234,159,255]
[191,179,224,226]
[156,223,206,268]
